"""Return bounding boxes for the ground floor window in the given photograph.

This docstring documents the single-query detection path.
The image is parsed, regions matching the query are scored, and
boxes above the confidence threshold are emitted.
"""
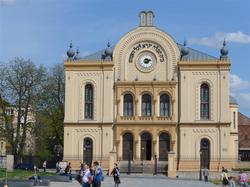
[159,133,171,161]
[200,138,210,169]
[122,133,133,160]
[141,132,152,160]
[83,137,93,165]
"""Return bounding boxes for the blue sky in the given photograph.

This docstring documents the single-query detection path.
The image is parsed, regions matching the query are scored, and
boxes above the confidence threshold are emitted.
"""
[0,0,250,116]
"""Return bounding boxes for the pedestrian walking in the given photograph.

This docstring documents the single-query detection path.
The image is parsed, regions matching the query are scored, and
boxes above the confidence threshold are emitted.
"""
[238,170,248,187]
[111,163,121,187]
[92,161,103,187]
[82,164,92,187]
[221,169,229,187]
[42,160,47,172]
[228,176,236,187]
[203,167,209,182]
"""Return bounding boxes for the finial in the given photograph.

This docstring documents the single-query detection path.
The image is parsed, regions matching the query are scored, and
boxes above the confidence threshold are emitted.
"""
[67,41,75,60]
[181,39,189,58]
[220,39,229,59]
[74,48,80,60]
[104,41,113,60]
[107,41,110,48]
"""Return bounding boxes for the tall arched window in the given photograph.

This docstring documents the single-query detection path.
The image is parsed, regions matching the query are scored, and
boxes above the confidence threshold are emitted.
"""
[141,94,152,116]
[160,94,170,117]
[123,94,134,116]
[122,133,134,160]
[85,84,93,119]
[200,138,210,169]
[200,83,209,120]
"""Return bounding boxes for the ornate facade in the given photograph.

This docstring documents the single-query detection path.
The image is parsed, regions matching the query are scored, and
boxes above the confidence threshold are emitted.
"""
[64,11,239,173]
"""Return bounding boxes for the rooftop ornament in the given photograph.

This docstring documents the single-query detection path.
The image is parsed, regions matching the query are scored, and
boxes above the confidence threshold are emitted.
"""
[74,48,80,60]
[180,40,189,59]
[102,41,113,60]
[66,41,75,60]
[220,40,229,60]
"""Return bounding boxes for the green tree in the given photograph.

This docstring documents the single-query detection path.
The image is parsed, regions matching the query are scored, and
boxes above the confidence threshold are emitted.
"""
[35,63,64,159]
[0,58,46,163]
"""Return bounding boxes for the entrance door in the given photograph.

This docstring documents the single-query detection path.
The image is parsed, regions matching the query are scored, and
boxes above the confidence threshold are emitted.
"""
[122,133,133,160]
[159,133,171,161]
[83,138,93,165]
[141,132,152,160]
[200,138,210,169]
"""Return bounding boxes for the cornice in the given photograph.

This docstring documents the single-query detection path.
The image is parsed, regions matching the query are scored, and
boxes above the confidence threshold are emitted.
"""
[64,61,114,71]
[115,81,178,86]
[178,60,231,70]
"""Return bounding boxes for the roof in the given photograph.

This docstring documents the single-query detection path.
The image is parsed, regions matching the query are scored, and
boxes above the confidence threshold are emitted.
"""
[229,96,238,105]
[238,112,250,149]
[81,44,218,61]
[82,47,115,60]
[177,44,218,61]
[239,112,250,126]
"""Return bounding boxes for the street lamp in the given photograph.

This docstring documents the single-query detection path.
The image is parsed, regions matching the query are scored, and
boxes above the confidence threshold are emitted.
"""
[199,150,202,181]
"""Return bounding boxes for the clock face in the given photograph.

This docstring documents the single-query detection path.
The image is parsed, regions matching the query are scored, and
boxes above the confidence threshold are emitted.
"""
[140,55,153,68]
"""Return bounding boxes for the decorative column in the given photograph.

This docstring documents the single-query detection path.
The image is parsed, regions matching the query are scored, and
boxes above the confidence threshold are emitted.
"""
[153,99,157,119]
[117,99,121,117]
[153,140,157,160]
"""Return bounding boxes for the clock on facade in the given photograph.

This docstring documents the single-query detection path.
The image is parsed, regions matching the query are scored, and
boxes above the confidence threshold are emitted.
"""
[140,55,153,68]
[135,52,156,73]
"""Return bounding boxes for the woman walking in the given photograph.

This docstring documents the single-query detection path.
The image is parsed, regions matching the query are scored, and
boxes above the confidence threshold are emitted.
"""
[111,163,120,187]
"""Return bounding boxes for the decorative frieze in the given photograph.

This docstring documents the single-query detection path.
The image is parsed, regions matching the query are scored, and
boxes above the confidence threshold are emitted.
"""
[75,129,99,133]
[192,72,218,76]
[192,129,217,133]
[76,72,102,77]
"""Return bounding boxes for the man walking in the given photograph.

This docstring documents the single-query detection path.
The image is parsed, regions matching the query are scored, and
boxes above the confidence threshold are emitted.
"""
[93,161,103,187]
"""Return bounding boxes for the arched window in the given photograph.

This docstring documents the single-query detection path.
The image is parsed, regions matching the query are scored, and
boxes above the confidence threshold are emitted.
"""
[122,133,134,160]
[141,132,152,160]
[141,94,152,116]
[85,84,93,119]
[200,83,209,120]
[159,133,171,161]
[123,94,134,116]
[160,94,170,117]
[83,138,93,165]
[200,138,210,169]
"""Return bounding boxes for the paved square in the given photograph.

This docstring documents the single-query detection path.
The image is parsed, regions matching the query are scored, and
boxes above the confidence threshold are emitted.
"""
[44,175,217,187]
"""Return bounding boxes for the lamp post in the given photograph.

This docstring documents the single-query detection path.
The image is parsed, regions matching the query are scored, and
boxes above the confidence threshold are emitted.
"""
[199,150,202,181]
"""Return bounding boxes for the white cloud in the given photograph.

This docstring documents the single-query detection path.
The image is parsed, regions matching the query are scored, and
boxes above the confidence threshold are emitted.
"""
[189,32,250,48]
[0,0,15,5]
[230,74,250,91]
[230,74,250,117]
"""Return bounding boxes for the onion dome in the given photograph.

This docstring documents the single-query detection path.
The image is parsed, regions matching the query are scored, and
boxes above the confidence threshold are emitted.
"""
[220,40,228,58]
[104,41,113,57]
[74,48,80,60]
[181,40,189,57]
[67,42,75,59]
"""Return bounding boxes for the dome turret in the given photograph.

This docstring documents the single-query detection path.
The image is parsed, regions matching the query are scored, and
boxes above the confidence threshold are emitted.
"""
[181,40,189,58]
[67,42,75,59]
[220,40,229,59]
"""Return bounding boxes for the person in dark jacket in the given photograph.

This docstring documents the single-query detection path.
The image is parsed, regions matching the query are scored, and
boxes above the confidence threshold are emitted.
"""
[111,163,120,187]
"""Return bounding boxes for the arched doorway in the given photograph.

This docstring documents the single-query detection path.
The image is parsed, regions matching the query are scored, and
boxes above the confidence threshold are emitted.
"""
[159,133,171,161]
[200,138,210,169]
[122,133,133,160]
[83,138,93,165]
[141,132,152,160]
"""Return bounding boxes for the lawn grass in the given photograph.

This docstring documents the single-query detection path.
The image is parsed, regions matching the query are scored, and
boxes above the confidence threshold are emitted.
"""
[0,169,56,180]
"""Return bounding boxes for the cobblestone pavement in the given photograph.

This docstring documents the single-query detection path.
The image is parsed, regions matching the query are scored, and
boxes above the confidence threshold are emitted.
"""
[43,175,218,187]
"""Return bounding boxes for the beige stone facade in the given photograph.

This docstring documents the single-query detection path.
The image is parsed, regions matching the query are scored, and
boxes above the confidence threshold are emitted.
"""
[64,11,238,172]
